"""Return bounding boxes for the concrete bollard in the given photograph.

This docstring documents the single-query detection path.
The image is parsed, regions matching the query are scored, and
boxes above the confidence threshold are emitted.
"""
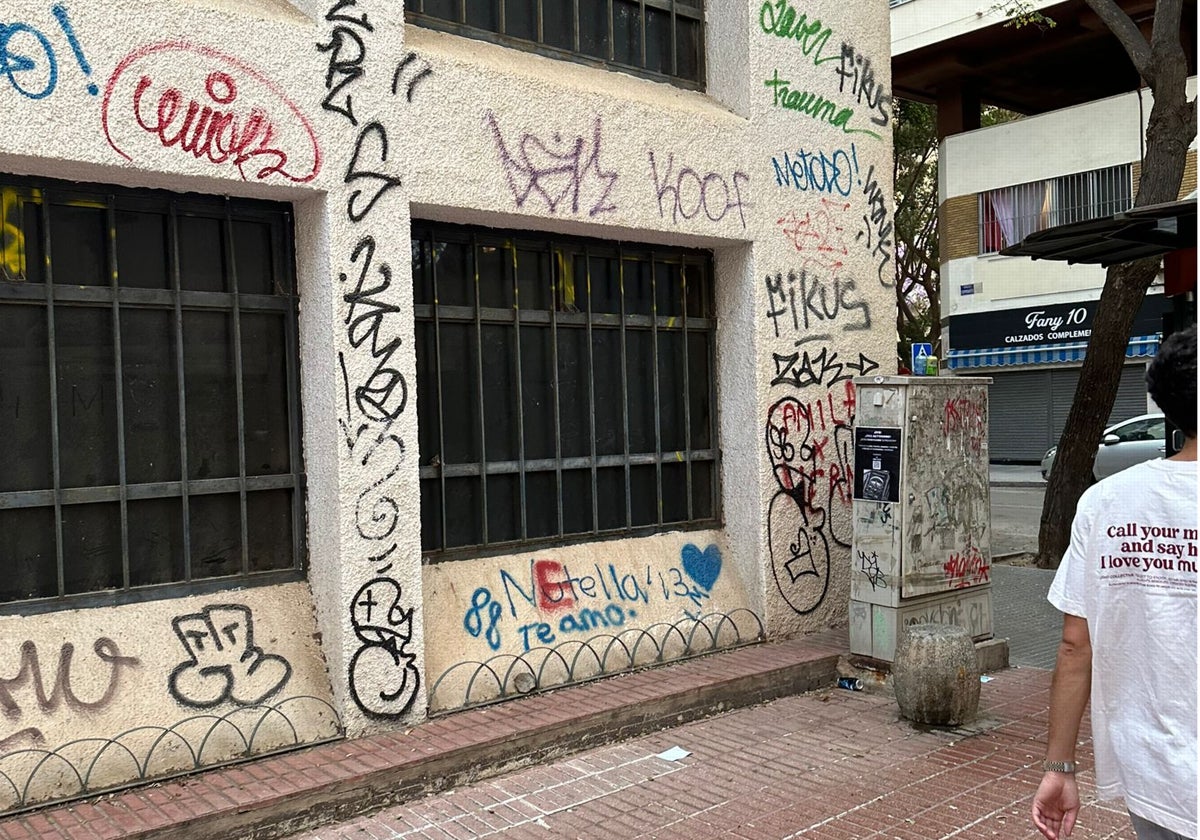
[892,623,980,726]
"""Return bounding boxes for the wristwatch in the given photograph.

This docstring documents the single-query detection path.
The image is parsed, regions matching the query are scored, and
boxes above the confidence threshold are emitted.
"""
[1043,760,1077,773]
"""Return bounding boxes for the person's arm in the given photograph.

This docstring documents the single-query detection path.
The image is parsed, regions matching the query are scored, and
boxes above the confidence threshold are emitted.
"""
[1031,614,1092,839]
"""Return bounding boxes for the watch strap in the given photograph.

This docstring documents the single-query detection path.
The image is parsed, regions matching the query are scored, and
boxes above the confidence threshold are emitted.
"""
[1042,760,1076,773]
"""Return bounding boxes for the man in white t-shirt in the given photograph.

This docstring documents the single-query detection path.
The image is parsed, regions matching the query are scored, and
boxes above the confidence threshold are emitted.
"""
[1033,324,1197,840]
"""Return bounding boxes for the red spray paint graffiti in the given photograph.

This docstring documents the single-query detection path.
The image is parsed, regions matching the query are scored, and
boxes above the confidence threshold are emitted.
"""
[101,41,321,184]
[942,397,986,455]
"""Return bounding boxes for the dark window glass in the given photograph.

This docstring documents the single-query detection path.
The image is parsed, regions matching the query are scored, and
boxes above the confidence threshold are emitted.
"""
[543,2,574,51]
[0,176,303,607]
[178,215,225,292]
[184,311,238,480]
[233,220,276,295]
[407,0,704,88]
[127,497,184,586]
[62,502,122,594]
[247,489,292,571]
[466,0,498,30]
[241,313,290,475]
[613,0,642,66]
[51,203,107,286]
[117,211,169,289]
[0,304,52,491]
[525,471,558,538]
[122,309,180,484]
[645,8,672,76]
[416,221,717,560]
[579,0,610,59]
[0,507,57,600]
[521,326,554,460]
[190,493,241,579]
[505,0,536,40]
[56,306,118,488]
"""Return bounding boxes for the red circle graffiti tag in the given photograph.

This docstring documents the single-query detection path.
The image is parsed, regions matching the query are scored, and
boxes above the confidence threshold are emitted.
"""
[101,41,321,184]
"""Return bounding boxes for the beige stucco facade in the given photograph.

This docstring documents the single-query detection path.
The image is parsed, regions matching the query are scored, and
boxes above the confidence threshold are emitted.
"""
[0,0,894,810]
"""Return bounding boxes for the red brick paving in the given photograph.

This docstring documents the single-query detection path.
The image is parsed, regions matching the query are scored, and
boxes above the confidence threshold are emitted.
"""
[291,667,1131,840]
[0,629,1133,840]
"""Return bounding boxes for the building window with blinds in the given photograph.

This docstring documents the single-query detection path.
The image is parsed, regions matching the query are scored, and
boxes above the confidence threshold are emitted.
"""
[0,178,305,609]
[979,163,1133,253]
[403,0,705,89]
[413,221,719,560]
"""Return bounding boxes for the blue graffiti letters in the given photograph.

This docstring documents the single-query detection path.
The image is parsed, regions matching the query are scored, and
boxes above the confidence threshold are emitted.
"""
[772,145,857,197]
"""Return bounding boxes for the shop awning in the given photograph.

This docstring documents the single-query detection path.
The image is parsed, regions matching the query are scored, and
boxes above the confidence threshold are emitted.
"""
[946,334,1162,370]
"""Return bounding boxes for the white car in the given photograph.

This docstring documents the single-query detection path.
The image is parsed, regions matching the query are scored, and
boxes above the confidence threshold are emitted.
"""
[1041,413,1166,482]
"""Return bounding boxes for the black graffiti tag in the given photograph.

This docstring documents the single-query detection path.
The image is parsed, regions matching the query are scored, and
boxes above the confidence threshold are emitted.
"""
[345,121,403,223]
[771,346,878,388]
[858,164,893,286]
[341,236,407,422]
[317,0,373,126]
[168,604,292,709]
[392,51,432,102]
[765,269,872,337]
[349,578,420,718]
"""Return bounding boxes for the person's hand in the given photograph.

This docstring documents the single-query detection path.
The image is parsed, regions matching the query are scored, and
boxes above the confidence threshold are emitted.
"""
[1032,771,1081,839]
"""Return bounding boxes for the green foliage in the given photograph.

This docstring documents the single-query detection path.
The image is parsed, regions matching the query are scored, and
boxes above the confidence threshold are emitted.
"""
[892,99,940,366]
[991,0,1057,30]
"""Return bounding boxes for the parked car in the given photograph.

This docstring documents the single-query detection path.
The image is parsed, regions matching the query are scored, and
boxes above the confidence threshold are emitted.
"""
[1041,413,1166,481]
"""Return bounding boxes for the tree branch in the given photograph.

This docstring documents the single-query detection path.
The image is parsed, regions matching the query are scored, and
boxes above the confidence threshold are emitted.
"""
[1083,0,1152,79]
[1150,0,1184,55]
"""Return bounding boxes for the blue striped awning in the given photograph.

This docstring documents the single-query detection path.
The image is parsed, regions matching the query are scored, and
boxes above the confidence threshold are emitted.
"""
[946,334,1161,370]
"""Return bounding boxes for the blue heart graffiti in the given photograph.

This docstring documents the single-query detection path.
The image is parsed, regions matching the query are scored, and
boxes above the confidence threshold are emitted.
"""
[681,543,722,592]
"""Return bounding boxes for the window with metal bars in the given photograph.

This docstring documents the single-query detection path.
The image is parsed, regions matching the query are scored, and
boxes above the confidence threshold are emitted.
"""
[413,221,719,560]
[0,177,305,610]
[404,0,705,89]
[978,163,1133,253]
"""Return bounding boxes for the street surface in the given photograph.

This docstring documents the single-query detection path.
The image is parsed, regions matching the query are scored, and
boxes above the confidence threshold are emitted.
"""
[990,485,1045,557]
[288,667,1132,840]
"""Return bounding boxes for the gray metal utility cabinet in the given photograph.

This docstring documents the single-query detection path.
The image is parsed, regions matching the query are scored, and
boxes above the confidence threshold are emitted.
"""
[850,376,994,661]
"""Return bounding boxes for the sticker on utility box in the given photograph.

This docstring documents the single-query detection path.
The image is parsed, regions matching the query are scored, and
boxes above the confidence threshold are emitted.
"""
[853,427,902,503]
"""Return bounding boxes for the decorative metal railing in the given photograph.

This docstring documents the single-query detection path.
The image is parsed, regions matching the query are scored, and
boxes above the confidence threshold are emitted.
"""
[0,696,341,815]
[428,609,765,714]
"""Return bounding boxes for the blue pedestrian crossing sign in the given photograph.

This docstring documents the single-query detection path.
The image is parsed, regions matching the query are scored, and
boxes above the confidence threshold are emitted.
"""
[911,343,933,374]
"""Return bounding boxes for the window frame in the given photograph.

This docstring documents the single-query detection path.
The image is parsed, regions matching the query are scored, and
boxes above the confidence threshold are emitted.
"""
[978,163,1134,254]
[0,176,306,615]
[404,0,706,91]
[413,221,721,563]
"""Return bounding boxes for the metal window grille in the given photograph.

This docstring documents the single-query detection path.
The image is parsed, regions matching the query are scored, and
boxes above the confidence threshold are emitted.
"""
[403,0,706,90]
[0,176,305,612]
[978,163,1134,253]
[413,221,719,561]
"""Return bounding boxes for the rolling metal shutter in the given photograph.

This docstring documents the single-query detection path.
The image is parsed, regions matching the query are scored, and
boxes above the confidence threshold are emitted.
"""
[987,363,1149,462]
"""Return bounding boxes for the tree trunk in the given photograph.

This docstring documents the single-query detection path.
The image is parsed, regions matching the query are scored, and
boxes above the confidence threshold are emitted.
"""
[1034,49,1194,569]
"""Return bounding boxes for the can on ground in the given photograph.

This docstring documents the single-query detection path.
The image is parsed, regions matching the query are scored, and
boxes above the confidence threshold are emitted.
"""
[837,677,864,691]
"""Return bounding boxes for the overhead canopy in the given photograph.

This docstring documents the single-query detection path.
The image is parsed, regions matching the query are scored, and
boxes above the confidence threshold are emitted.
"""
[998,198,1198,266]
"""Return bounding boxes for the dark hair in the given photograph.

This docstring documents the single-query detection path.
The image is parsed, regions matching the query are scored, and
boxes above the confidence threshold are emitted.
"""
[1146,324,1197,438]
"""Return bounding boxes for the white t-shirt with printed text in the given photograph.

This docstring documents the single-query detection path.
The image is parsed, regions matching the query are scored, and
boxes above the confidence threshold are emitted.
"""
[1049,458,1198,838]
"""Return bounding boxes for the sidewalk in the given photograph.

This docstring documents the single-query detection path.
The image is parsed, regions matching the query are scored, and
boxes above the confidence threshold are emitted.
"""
[288,666,1131,840]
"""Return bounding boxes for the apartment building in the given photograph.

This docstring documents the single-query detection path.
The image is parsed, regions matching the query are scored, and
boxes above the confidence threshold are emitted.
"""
[892,0,1197,461]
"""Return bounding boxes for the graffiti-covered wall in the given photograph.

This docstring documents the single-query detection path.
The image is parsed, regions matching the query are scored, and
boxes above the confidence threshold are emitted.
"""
[0,0,894,806]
